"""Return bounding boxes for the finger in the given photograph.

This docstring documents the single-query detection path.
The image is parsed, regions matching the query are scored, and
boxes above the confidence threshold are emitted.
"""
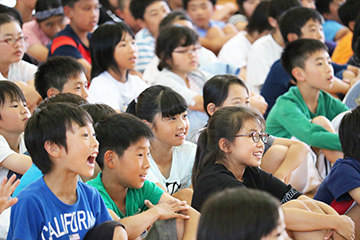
[144,200,154,209]
[323,230,333,240]
[173,212,190,220]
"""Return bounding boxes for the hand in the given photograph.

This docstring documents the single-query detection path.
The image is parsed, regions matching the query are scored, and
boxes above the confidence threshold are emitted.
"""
[0,174,20,214]
[334,215,355,240]
[250,92,268,115]
[145,199,190,220]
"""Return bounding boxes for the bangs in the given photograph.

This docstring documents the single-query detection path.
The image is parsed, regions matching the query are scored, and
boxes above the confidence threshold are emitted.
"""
[64,108,93,133]
[179,33,198,47]
[0,82,26,106]
[6,89,26,103]
[158,89,188,118]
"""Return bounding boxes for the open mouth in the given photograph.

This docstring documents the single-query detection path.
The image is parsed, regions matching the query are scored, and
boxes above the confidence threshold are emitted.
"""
[87,153,97,167]
[253,152,263,158]
[327,76,333,81]
[175,132,185,137]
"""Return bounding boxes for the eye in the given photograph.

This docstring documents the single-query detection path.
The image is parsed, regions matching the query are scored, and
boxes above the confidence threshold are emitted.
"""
[82,133,89,137]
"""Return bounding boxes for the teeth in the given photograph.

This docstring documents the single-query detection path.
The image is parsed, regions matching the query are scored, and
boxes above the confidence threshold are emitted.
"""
[253,152,262,157]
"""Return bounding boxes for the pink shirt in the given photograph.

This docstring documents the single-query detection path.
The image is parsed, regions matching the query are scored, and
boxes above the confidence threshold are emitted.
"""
[23,19,51,47]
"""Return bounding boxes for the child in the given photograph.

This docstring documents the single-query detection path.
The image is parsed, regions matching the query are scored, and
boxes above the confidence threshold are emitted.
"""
[89,22,148,112]
[88,113,200,239]
[192,106,355,239]
[130,0,170,72]
[35,56,88,100]
[23,0,67,62]
[127,85,196,203]
[266,39,348,164]
[0,81,32,180]
[197,188,289,240]
[153,25,210,139]
[314,106,360,239]
[0,13,41,112]
[183,0,237,54]
[228,0,261,31]
[7,103,112,239]
[115,0,142,34]
[202,75,321,193]
[48,0,100,80]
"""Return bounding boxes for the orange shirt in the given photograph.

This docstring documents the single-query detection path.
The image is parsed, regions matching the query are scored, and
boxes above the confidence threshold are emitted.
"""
[332,32,353,65]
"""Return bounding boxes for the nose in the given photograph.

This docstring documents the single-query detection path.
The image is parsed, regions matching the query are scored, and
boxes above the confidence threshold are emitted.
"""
[178,117,187,129]
[91,134,99,149]
[143,153,151,169]
[81,87,88,99]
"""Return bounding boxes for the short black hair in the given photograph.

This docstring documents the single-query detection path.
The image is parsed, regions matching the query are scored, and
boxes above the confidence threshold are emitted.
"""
[246,1,272,35]
[61,0,80,7]
[315,0,332,14]
[268,0,301,21]
[0,5,23,27]
[159,9,192,31]
[183,0,217,10]
[25,103,93,174]
[281,38,328,82]
[37,92,87,110]
[129,0,167,20]
[279,7,323,44]
[338,0,360,28]
[0,81,26,119]
[35,56,86,99]
[339,107,360,161]
[81,103,116,124]
[94,113,154,169]
[156,25,198,70]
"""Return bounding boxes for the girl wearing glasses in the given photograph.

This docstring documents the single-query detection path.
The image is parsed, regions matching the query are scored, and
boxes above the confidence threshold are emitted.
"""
[192,106,355,240]
[153,25,210,140]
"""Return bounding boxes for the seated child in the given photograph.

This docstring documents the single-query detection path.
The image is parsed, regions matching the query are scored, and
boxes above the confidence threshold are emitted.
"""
[87,113,200,239]
[0,81,32,180]
[23,0,67,62]
[48,0,100,80]
[130,0,170,72]
[152,25,210,139]
[197,188,289,240]
[89,22,148,112]
[192,106,355,239]
[314,105,360,239]
[183,0,237,54]
[266,39,348,164]
[7,103,112,239]
[127,86,196,203]
[35,56,89,100]
[0,13,41,112]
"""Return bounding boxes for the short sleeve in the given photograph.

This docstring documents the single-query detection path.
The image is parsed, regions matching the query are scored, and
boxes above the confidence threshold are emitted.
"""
[0,135,16,163]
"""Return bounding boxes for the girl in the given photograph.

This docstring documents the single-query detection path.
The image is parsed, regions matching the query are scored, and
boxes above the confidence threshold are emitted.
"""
[202,74,322,193]
[153,25,209,139]
[228,0,261,31]
[192,106,355,240]
[198,188,289,240]
[23,0,67,62]
[89,22,148,113]
[127,85,196,203]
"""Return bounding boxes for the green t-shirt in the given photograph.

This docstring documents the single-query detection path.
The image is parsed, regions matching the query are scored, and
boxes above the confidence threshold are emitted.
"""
[266,86,349,151]
[87,172,164,218]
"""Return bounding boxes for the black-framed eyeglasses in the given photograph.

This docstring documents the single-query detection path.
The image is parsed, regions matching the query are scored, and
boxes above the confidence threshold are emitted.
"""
[235,132,269,143]
[0,36,28,46]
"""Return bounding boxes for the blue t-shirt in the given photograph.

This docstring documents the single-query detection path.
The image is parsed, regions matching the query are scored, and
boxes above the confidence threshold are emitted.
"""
[7,177,112,240]
[323,20,344,42]
[314,158,360,214]
[195,20,226,37]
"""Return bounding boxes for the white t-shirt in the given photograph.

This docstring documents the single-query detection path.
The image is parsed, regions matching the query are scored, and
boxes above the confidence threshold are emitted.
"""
[0,60,37,83]
[218,31,251,69]
[0,134,27,181]
[246,34,283,93]
[147,141,196,195]
[89,71,149,112]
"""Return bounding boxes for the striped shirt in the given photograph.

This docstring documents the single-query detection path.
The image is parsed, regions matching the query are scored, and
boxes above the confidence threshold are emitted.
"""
[135,28,155,72]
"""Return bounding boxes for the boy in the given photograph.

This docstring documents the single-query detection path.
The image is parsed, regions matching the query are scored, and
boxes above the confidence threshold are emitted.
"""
[35,56,88,100]
[183,0,237,54]
[7,103,112,239]
[49,0,100,80]
[266,39,348,164]
[88,113,200,239]
[130,0,170,72]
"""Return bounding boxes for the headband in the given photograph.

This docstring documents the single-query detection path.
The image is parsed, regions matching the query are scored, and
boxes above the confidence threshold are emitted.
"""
[35,6,64,21]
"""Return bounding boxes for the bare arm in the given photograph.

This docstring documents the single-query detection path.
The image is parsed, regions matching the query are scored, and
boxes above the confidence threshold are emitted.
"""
[189,95,205,112]
[77,58,92,82]
[26,44,49,62]
[1,153,32,175]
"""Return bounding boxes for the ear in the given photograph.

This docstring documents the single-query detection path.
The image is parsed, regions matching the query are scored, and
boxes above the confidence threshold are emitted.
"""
[287,33,299,43]
[206,103,217,117]
[47,88,60,98]
[268,17,278,28]
[114,8,123,18]
[104,150,117,169]
[349,21,355,31]
[292,67,306,83]
[63,5,73,18]
[44,140,61,158]
[219,138,231,153]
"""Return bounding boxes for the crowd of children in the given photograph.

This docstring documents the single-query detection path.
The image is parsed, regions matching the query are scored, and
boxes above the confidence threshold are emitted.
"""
[1,0,360,239]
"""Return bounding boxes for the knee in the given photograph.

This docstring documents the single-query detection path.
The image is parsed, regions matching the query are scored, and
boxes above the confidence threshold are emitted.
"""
[312,116,335,132]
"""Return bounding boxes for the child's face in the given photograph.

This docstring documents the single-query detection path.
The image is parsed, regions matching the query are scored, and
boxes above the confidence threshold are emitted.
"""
[62,72,89,99]
[301,0,316,9]
[60,121,98,177]
[0,21,25,65]
[300,50,334,91]
[220,84,250,109]
[38,15,67,40]
[262,208,290,240]
[227,119,264,169]
[142,1,170,37]
[169,44,200,75]
[186,0,214,29]
[66,0,100,33]
[329,0,345,22]
[0,97,30,134]
[242,0,260,18]
[300,19,325,43]
[151,111,189,147]
[113,137,151,189]
[114,32,138,72]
